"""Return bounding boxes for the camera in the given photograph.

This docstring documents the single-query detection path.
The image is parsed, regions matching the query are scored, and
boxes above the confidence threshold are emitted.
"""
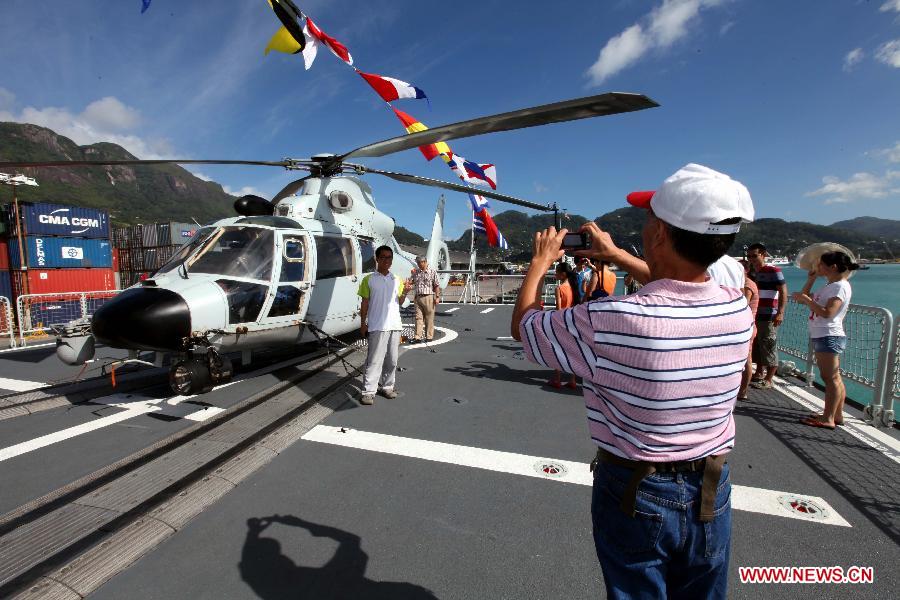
[561,232,591,251]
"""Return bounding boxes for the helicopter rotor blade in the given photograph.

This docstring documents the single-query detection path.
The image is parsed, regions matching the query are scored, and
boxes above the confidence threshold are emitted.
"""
[358,166,554,212]
[271,173,316,203]
[339,92,658,162]
[0,158,297,169]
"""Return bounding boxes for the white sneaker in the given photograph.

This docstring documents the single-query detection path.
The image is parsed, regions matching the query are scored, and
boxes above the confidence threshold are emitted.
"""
[360,393,375,405]
[380,389,398,399]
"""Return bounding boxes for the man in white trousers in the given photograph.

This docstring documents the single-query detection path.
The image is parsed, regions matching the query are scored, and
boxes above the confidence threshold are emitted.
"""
[358,245,406,405]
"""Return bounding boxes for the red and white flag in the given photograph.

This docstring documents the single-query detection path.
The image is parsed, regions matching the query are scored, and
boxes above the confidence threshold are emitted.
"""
[356,70,427,103]
[306,17,353,65]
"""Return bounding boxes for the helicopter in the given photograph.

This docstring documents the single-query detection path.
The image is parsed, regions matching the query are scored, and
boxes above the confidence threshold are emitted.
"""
[0,92,658,394]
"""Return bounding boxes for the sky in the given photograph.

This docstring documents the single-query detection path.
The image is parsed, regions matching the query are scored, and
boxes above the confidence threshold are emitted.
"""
[1,0,899,239]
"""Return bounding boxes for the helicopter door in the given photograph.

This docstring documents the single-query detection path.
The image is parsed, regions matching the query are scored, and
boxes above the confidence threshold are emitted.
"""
[258,233,315,326]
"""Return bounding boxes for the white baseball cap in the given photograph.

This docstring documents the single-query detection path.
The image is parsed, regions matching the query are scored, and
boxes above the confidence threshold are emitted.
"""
[626,163,754,235]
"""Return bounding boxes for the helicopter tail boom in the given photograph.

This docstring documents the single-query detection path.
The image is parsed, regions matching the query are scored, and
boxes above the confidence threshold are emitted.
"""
[426,196,451,288]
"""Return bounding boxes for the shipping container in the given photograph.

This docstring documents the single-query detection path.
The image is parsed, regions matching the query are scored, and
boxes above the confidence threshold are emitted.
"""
[157,222,197,245]
[112,247,119,272]
[0,239,8,270]
[8,236,113,269]
[0,270,11,300]
[16,202,110,239]
[141,223,158,247]
[12,268,117,296]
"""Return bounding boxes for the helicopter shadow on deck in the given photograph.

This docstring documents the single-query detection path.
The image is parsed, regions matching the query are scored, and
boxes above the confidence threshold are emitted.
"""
[239,515,437,600]
[733,389,900,545]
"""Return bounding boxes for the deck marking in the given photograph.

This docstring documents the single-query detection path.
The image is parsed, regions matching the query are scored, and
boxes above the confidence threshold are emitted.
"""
[399,325,459,350]
[0,353,326,463]
[480,307,495,314]
[445,307,460,313]
[303,425,851,527]
[182,406,226,421]
[0,343,55,354]
[0,377,47,392]
[774,377,900,465]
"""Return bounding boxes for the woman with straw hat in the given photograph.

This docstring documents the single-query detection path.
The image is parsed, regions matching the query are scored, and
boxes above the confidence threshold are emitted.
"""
[792,250,860,429]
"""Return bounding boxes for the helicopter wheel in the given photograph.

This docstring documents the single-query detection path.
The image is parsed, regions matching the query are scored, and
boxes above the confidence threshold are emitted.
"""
[169,359,214,395]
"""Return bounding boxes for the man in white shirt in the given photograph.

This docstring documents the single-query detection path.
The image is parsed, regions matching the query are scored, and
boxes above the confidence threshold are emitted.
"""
[707,254,745,289]
[358,245,406,405]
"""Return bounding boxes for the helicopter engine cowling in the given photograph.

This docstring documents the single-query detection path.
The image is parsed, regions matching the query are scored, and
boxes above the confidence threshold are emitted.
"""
[234,194,274,217]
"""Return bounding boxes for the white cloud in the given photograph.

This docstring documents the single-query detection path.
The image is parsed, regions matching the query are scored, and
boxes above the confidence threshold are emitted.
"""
[875,141,900,163]
[0,96,173,159]
[189,170,213,182]
[806,170,900,204]
[587,0,725,85]
[587,25,648,85]
[534,182,550,193]
[880,0,900,13]
[843,48,865,72]
[875,39,900,67]
[719,21,735,35]
[223,185,263,198]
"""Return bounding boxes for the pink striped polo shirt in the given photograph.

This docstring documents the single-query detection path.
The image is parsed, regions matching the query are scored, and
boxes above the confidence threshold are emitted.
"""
[520,279,753,462]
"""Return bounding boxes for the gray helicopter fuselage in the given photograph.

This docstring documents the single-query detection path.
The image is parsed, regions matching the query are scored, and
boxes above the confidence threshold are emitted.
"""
[90,175,445,357]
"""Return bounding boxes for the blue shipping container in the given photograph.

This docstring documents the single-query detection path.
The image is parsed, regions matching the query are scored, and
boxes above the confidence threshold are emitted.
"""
[0,271,10,300]
[8,237,113,269]
[19,202,110,239]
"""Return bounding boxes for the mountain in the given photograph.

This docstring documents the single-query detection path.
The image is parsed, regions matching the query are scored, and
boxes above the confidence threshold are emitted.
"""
[393,225,425,246]
[830,217,900,240]
[448,208,898,260]
[0,123,236,225]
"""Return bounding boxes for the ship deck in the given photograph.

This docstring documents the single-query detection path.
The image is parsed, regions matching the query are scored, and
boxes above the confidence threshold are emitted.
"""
[0,305,898,599]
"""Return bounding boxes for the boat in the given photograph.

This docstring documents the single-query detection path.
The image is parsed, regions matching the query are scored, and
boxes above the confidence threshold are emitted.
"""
[768,255,790,266]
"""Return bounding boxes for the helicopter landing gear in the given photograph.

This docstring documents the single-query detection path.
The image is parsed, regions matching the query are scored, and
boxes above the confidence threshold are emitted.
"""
[169,348,233,395]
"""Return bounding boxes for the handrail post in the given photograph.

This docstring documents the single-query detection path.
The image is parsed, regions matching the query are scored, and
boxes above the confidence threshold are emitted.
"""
[805,337,816,387]
[868,309,895,428]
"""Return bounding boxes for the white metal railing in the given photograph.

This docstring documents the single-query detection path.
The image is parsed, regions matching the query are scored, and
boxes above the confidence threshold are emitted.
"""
[16,290,121,345]
[439,271,559,306]
[777,299,896,427]
[0,296,15,348]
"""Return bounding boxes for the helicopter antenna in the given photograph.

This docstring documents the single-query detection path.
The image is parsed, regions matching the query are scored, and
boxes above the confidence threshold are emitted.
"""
[191,217,201,227]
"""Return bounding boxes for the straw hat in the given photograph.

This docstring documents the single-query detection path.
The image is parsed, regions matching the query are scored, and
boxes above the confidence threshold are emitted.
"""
[794,243,857,278]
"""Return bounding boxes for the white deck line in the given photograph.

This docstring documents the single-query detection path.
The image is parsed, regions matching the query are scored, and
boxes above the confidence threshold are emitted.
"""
[444,307,460,313]
[480,307,495,314]
[0,377,48,392]
[774,377,900,465]
[399,325,459,350]
[0,352,326,463]
[0,343,55,354]
[303,425,851,527]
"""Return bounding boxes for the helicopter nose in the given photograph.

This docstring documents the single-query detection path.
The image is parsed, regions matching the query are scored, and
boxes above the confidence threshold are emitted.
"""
[92,287,191,352]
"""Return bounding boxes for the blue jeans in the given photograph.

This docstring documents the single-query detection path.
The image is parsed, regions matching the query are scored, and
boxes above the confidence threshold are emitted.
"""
[812,335,846,354]
[591,461,732,600]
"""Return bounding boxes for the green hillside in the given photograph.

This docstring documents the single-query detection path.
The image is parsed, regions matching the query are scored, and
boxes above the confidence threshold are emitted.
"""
[0,123,236,225]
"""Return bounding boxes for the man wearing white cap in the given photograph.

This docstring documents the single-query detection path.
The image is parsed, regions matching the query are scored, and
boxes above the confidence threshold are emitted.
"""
[512,164,754,599]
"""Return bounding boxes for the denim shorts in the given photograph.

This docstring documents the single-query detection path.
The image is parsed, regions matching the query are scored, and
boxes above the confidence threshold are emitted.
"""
[813,335,846,354]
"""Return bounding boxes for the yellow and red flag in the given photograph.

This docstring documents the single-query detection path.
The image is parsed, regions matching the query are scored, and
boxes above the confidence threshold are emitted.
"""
[392,108,450,161]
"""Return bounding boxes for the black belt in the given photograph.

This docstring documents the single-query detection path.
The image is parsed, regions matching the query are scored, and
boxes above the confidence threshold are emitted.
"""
[590,449,726,522]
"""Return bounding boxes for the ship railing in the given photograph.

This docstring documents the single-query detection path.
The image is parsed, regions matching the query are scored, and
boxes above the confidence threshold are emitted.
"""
[438,272,559,306]
[0,296,16,349]
[16,290,121,346]
[777,299,896,427]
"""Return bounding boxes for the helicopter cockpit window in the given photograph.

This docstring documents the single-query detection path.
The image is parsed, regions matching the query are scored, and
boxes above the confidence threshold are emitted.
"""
[359,239,376,272]
[154,227,215,275]
[280,238,305,282]
[190,226,274,281]
[313,236,354,280]
[216,280,267,324]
